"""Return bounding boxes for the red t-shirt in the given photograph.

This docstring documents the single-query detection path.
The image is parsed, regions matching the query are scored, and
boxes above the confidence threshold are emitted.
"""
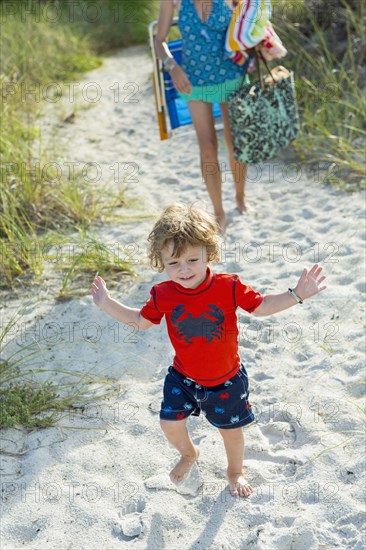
[140,268,263,386]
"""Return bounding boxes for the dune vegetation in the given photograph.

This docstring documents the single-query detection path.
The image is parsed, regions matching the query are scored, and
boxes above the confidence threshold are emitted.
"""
[0,0,364,429]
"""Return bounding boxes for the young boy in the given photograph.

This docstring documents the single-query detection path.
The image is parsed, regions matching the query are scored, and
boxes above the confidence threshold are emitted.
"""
[91,204,326,498]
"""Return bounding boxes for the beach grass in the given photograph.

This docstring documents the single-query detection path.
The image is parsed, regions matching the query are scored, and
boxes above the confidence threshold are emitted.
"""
[273,0,365,187]
[0,367,122,430]
[0,308,123,429]
[0,0,158,429]
[0,0,159,288]
[55,235,136,301]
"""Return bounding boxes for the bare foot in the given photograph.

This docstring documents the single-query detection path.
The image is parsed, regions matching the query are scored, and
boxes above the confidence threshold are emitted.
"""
[236,200,254,215]
[215,212,227,234]
[170,447,200,485]
[227,471,253,497]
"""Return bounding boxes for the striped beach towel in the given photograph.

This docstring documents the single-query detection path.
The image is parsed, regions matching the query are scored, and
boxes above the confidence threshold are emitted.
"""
[225,0,287,68]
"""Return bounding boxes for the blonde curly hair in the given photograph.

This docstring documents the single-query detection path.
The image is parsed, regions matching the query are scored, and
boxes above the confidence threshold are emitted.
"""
[147,204,221,272]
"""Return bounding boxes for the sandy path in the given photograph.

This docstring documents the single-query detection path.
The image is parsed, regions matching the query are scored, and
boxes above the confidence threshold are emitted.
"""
[1,46,365,549]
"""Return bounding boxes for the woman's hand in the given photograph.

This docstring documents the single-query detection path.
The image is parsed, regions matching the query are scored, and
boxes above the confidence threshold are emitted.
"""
[170,65,192,95]
[91,275,110,309]
[294,264,327,301]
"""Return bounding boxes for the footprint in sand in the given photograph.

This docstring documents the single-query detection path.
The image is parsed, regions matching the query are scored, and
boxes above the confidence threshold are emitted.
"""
[289,231,306,240]
[336,276,353,285]
[259,421,297,446]
[225,261,242,273]
[279,214,295,222]
[113,498,146,539]
[276,518,320,549]
[141,152,155,160]
[159,176,180,185]
[355,282,365,293]
[301,208,316,219]
[252,372,275,382]
[314,222,333,234]
[322,202,336,212]
[283,458,298,478]
[7,518,48,544]
[145,461,202,496]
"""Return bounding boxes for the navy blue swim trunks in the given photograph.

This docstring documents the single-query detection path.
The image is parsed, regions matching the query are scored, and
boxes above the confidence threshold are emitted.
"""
[160,364,255,429]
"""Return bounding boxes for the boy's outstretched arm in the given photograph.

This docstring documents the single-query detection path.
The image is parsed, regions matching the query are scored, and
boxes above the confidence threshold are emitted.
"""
[90,276,153,330]
[253,264,327,317]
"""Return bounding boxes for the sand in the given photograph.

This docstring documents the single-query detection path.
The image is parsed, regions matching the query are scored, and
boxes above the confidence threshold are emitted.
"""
[0,45,365,549]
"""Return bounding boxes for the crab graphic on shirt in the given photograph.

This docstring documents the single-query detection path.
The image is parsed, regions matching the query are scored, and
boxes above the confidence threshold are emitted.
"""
[230,415,240,423]
[171,304,224,344]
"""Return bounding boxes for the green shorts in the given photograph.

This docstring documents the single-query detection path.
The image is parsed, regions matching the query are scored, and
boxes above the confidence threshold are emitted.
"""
[178,75,250,104]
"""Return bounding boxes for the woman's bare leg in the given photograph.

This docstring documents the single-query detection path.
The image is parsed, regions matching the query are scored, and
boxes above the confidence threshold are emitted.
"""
[218,426,253,497]
[188,101,227,231]
[220,103,250,214]
[160,418,200,483]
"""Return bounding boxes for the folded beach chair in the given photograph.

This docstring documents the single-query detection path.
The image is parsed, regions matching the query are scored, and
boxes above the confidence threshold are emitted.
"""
[148,18,222,140]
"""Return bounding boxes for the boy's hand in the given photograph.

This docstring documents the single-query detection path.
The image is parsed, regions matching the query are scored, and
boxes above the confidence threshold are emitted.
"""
[294,264,327,301]
[91,275,110,308]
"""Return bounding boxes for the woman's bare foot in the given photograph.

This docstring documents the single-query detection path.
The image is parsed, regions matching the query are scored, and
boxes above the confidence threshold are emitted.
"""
[227,471,253,497]
[215,212,227,234]
[236,198,253,215]
[170,446,200,484]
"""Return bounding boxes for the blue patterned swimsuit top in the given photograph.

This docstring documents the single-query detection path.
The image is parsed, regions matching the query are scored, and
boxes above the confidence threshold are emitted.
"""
[178,0,244,87]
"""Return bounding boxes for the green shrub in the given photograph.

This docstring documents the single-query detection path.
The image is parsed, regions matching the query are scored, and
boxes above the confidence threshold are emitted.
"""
[273,0,365,186]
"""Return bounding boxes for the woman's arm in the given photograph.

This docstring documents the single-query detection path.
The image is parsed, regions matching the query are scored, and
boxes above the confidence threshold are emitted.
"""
[154,0,192,94]
[253,264,327,317]
[154,0,175,61]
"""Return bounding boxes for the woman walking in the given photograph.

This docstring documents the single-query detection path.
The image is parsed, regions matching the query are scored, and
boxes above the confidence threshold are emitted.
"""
[154,0,250,232]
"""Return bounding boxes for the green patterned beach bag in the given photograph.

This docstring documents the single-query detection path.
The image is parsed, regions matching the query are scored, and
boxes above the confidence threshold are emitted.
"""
[228,52,300,165]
